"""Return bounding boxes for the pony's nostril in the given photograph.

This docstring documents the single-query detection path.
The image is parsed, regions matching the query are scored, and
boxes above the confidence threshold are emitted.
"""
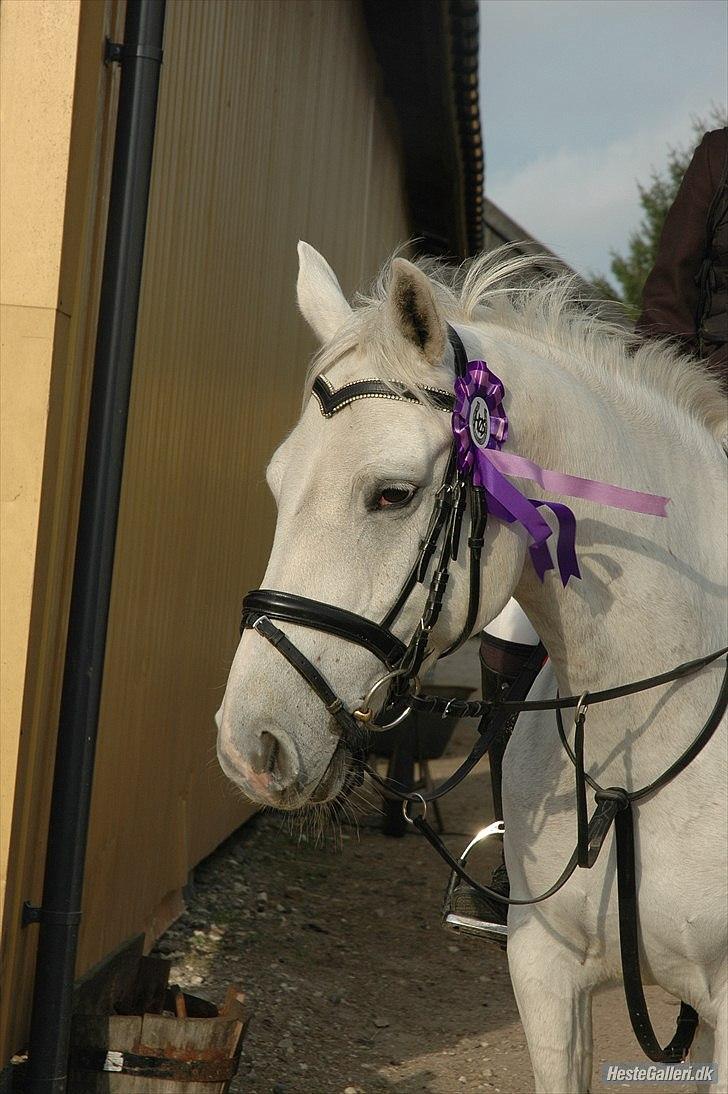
[259,731,279,774]
[253,730,300,788]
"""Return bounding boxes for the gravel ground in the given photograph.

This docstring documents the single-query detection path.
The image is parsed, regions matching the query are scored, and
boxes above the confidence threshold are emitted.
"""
[154,713,691,1094]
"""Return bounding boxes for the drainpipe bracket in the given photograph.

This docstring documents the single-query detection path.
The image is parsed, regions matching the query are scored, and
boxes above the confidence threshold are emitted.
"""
[22,901,82,929]
[105,38,164,65]
[104,38,124,64]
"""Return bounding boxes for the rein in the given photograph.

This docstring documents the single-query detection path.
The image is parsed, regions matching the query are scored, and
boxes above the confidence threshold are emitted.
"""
[363,644,728,809]
[408,644,728,718]
[241,325,727,1065]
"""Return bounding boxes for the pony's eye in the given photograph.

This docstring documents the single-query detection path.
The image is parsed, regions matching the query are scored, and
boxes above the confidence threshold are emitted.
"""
[375,485,417,510]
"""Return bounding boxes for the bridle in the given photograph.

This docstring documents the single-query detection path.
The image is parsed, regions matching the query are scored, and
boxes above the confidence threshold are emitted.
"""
[241,326,486,735]
[239,324,728,1066]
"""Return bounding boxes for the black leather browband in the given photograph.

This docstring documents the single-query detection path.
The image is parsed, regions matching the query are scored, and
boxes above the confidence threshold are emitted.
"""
[312,375,454,417]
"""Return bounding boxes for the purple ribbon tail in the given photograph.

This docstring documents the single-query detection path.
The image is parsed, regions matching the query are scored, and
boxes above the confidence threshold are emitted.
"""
[486,493,557,580]
[473,447,583,585]
[527,538,554,583]
[474,450,558,578]
[532,501,580,586]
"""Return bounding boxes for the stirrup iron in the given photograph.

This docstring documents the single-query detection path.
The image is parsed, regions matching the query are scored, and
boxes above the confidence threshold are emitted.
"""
[442,821,508,944]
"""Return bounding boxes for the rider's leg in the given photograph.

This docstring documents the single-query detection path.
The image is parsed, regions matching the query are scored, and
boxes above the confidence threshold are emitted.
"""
[481,600,540,894]
[445,601,540,944]
[508,910,596,1093]
[481,628,541,821]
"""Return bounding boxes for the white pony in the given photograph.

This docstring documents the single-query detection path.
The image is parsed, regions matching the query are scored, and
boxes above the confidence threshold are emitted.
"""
[217,243,727,1092]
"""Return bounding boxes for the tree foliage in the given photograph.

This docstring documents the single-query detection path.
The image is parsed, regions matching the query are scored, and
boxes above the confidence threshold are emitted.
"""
[592,109,728,319]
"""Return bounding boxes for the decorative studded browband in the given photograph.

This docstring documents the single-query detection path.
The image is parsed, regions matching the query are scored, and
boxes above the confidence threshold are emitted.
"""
[311,375,454,417]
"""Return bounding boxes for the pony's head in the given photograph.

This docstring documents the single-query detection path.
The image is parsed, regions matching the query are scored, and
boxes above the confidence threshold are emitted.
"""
[216,244,527,810]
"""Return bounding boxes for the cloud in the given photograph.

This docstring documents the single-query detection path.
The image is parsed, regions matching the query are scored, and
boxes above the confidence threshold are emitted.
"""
[486,113,709,279]
[479,0,727,278]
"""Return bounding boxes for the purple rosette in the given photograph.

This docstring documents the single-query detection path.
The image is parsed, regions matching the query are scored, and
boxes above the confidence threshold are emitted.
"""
[452,359,580,585]
[450,358,669,585]
[452,362,509,473]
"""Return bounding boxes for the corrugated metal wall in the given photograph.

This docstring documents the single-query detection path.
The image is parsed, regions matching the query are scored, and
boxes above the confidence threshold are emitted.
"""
[82,0,409,972]
[81,0,409,1000]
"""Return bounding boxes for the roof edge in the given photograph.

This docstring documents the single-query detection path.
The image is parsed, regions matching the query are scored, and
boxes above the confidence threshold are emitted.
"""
[362,0,484,260]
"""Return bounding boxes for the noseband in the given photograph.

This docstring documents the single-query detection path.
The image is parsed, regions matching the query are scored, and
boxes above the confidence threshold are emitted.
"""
[241,326,486,735]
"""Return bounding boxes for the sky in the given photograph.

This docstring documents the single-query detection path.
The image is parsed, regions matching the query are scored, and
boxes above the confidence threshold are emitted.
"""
[479,0,727,282]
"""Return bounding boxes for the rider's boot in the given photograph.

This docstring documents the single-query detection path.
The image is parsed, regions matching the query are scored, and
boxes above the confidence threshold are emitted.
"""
[445,632,540,947]
[446,859,510,947]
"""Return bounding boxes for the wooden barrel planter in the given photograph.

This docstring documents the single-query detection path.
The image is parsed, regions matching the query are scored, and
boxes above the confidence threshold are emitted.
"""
[70,955,249,1093]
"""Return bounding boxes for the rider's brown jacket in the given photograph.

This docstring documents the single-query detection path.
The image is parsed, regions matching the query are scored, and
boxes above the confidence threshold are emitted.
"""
[636,127,728,391]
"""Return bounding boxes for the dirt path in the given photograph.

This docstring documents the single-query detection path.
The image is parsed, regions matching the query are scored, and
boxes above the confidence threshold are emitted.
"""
[156,712,692,1094]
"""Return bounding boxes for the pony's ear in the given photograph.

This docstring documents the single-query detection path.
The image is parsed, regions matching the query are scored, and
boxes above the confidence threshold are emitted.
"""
[296,241,352,343]
[386,258,446,366]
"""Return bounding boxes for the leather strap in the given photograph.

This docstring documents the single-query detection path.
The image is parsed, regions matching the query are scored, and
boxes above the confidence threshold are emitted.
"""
[440,483,487,657]
[386,654,727,902]
[614,804,699,1062]
[242,590,407,667]
[366,636,546,803]
[555,657,728,809]
[250,615,363,738]
[449,325,470,378]
[410,645,728,717]
[380,449,458,630]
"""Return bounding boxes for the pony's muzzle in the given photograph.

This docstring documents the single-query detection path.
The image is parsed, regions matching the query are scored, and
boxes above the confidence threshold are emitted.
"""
[217,723,305,801]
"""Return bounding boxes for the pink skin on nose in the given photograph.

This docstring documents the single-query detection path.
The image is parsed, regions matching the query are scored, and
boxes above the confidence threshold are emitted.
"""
[238,761,277,798]
[218,736,279,801]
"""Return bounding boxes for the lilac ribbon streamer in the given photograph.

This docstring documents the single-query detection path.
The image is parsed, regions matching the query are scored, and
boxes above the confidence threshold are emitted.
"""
[471,451,560,580]
[486,449,669,518]
[452,358,670,586]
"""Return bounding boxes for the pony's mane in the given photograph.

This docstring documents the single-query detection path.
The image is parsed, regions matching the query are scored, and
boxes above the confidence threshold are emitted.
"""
[305,247,726,442]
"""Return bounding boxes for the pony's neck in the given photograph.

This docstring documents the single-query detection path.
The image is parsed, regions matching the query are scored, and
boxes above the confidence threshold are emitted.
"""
[466,321,726,698]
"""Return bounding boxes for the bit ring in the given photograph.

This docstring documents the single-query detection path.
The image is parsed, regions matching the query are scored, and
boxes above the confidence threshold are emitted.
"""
[403,793,428,824]
[353,670,421,728]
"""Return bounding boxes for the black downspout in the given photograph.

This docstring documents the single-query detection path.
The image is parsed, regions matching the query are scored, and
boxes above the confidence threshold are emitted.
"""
[24,3,165,1091]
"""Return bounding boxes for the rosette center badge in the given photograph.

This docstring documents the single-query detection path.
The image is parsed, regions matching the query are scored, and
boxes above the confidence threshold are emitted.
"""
[468,395,491,450]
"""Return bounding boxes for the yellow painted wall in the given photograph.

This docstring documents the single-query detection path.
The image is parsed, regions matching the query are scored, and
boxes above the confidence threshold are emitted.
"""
[1,0,409,1064]
[1,0,80,906]
[1,0,127,1062]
